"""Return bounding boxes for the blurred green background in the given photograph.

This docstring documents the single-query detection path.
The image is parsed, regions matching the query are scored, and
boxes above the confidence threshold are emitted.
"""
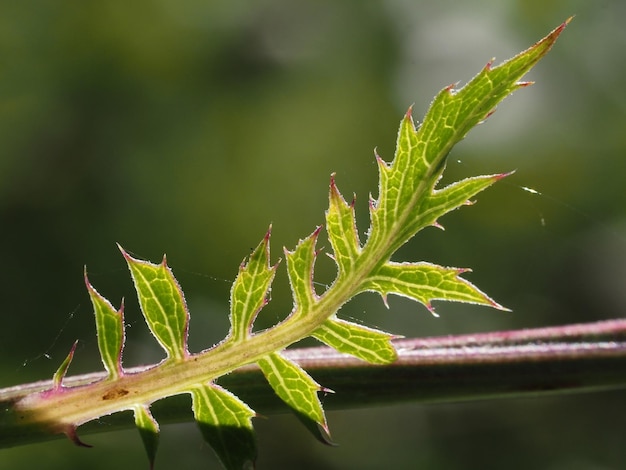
[2,0,625,468]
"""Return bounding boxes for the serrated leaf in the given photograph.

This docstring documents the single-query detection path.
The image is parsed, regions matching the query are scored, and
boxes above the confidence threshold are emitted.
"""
[229,228,277,342]
[325,174,361,276]
[366,21,569,259]
[312,317,397,364]
[10,21,569,470]
[366,117,505,258]
[394,173,508,249]
[360,262,507,315]
[285,227,321,315]
[257,352,328,434]
[120,246,189,362]
[85,272,125,379]
[133,405,160,470]
[191,384,257,470]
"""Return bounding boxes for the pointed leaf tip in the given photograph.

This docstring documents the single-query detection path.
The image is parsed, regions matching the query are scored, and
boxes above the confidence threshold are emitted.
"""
[264,224,272,242]
[116,242,128,258]
[405,103,414,118]
[562,16,574,29]
[426,303,440,318]
[496,170,516,180]
[312,224,323,238]
[489,298,512,312]
[404,105,417,127]
[53,340,78,390]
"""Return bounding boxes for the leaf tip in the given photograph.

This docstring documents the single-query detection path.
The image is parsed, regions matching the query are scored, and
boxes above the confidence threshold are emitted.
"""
[403,105,418,130]
[329,173,351,205]
[116,242,128,258]
[264,224,273,242]
[312,224,324,239]
[536,16,571,52]
[83,266,94,292]
[490,299,512,312]
[496,170,516,181]
[405,104,414,118]
[117,244,140,267]
[562,15,574,29]
[425,303,440,318]
[374,148,390,173]
[53,340,79,390]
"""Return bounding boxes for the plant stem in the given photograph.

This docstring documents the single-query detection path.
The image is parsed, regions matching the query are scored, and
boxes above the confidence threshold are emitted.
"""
[2,318,625,448]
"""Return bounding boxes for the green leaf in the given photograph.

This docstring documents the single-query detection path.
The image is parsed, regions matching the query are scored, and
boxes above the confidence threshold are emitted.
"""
[393,173,508,250]
[365,21,569,259]
[361,262,507,316]
[190,384,257,470]
[228,228,277,342]
[133,405,160,470]
[312,317,397,364]
[285,227,322,316]
[257,352,329,434]
[85,271,125,379]
[366,118,504,258]
[120,246,189,362]
[8,21,569,470]
[325,174,361,277]
[52,340,78,390]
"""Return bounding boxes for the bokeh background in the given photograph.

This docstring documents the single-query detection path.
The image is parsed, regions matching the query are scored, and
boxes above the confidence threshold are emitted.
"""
[2,1,625,468]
